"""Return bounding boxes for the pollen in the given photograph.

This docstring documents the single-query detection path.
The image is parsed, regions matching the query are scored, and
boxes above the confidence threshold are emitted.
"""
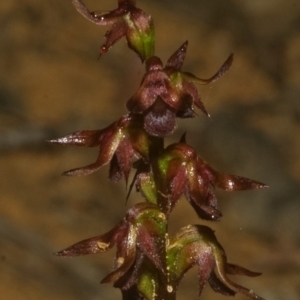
[167,285,173,293]
[228,179,235,189]
[97,242,109,250]
[116,257,125,267]
[158,212,166,220]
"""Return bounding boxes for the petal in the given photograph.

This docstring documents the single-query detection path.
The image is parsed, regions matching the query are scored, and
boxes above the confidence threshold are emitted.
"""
[131,203,167,272]
[136,225,165,272]
[181,80,209,116]
[168,159,188,208]
[186,161,222,220]
[181,238,216,295]
[115,137,135,184]
[126,67,167,113]
[187,191,222,221]
[175,93,196,118]
[109,154,123,183]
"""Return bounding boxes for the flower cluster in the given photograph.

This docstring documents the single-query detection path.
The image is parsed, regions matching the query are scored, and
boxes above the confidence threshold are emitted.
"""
[50,121,266,221]
[52,1,267,299]
[56,212,264,300]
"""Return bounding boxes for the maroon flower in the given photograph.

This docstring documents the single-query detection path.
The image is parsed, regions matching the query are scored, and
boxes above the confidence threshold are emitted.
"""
[154,136,267,219]
[55,202,166,291]
[71,0,154,61]
[48,114,151,184]
[167,225,265,299]
[126,41,233,137]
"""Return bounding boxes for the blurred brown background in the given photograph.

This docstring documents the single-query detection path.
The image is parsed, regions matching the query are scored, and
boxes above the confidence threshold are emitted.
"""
[1,0,300,299]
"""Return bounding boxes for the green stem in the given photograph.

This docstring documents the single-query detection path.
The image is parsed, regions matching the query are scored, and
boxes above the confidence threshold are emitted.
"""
[147,137,178,300]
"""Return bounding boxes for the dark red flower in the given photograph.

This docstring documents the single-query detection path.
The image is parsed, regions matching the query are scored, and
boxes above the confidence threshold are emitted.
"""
[153,137,267,219]
[48,114,151,184]
[167,225,265,299]
[55,202,166,290]
[71,0,154,61]
[126,41,233,137]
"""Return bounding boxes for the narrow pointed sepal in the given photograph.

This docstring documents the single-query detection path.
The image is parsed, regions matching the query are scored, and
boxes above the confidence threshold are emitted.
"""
[212,173,268,191]
[165,40,188,70]
[194,53,234,84]
[47,130,102,147]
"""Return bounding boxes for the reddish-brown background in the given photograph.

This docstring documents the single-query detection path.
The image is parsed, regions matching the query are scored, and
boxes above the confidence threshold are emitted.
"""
[1,1,300,299]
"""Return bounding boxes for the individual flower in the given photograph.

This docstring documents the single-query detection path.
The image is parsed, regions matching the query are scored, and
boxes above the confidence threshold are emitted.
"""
[154,135,267,219]
[167,225,265,299]
[71,0,154,61]
[55,202,166,293]
[48,114,151,184]
[126,41,233,137]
